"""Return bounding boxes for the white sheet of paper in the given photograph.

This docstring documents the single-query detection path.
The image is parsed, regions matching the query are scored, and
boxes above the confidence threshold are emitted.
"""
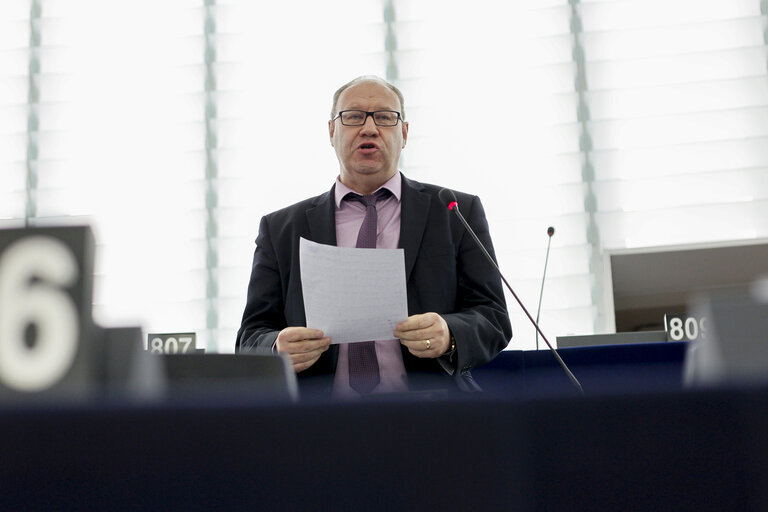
[299,237,408,344]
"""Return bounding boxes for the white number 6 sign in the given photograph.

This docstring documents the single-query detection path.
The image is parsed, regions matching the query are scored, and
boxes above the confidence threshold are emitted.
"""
[0,236,80,392]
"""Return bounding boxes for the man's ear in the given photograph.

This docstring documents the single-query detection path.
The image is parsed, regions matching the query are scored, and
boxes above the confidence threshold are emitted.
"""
[401,121,409,148]
[328,119,335,146]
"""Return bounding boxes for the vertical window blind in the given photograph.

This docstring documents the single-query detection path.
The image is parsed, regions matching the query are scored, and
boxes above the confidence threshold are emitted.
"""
[210,1,389,351]
[0,1,31,224]
[1,0,766,351]
[20,0,211,345]
[387,0,596,347]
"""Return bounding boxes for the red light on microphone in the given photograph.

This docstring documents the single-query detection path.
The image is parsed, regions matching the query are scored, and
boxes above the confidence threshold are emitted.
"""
[448,201,458,211]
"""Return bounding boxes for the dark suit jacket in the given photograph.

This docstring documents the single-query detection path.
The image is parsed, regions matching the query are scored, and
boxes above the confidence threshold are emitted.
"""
[236,174,512,395]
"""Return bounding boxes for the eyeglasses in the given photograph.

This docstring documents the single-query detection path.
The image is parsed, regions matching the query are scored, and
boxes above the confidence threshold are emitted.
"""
[332,110,402,126]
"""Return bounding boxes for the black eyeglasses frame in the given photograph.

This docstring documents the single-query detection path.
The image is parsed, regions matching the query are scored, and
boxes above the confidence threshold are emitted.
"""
[332,110,403,127]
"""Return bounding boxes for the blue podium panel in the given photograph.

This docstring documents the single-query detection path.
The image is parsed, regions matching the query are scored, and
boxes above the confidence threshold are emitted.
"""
[474,342,688,397]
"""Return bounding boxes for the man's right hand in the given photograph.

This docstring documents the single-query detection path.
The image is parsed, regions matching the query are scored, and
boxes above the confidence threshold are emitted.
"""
[275,327,331,373]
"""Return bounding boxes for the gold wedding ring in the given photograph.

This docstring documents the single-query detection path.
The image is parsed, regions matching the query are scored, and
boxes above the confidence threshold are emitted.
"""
[425,339,431,350]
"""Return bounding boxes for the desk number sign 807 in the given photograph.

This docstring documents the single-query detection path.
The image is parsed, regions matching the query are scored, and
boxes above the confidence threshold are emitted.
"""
[146,333,197,354]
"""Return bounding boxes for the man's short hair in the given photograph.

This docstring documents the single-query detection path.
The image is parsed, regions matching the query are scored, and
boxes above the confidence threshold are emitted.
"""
[330,76,406,121]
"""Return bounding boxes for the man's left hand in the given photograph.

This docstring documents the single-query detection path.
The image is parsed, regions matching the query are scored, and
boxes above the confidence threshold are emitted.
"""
[394,312,451,358]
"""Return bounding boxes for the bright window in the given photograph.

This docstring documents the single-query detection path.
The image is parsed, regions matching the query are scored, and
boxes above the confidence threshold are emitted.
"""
[2,0,766,351]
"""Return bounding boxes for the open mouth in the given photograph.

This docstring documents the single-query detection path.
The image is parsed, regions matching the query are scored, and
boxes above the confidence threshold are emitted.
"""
[359,143,377,150]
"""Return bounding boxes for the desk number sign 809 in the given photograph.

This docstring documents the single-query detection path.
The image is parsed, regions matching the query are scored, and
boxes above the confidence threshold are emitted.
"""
[664,313,708,342]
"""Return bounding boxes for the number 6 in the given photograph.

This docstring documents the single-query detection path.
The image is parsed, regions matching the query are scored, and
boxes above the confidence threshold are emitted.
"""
[0,237,80,392]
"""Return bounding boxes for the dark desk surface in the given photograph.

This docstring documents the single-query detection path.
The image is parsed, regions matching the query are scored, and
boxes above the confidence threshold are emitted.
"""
[3,381,767,511]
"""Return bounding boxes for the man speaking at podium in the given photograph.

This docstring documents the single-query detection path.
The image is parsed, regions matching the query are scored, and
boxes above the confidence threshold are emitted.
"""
[237,76,511,398]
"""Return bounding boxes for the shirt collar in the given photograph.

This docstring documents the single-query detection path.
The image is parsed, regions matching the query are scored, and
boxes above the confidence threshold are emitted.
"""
[334,171,402,208]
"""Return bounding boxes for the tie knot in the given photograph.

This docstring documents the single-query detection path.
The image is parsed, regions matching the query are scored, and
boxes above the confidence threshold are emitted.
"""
[345,188,391,207]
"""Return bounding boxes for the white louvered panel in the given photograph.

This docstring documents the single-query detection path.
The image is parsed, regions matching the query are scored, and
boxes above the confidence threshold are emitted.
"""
[582,0,768,256]
[0,5,30,223]
[30,0,211,346]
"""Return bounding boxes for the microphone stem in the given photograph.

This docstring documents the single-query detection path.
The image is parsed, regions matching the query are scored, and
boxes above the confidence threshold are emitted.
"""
[535,235,553,351]
[452,206,584,395]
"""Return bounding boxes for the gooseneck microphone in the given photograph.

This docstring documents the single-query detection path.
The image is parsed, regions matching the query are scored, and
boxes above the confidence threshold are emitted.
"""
[438,189,583,395]
[535,226,555,350]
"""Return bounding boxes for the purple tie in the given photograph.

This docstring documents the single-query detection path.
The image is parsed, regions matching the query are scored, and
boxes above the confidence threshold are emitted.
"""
[345,189,390,393]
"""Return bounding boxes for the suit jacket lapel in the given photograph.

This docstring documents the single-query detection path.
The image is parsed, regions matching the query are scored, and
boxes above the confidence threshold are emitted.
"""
[399,175,431,281]
[305,185,337,246]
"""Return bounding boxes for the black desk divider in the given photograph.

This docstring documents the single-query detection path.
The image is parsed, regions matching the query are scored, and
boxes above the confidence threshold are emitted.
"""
[160,352,299,402]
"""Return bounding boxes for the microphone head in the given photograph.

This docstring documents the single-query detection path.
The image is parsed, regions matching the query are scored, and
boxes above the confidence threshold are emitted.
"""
[547,226,555,237]
[438,188,459,211]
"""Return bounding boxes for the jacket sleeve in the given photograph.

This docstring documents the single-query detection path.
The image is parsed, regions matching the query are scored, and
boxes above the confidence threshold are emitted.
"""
[236,215,284,352]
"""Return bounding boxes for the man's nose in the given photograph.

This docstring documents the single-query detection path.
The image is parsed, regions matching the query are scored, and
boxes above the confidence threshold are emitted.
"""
[360,114,379,134]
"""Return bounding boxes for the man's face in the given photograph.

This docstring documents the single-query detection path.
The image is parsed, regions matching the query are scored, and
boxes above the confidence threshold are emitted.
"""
[329,81,408,191]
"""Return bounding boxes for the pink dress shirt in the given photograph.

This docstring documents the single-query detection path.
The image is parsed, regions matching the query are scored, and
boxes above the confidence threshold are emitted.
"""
[332,172,409,398]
